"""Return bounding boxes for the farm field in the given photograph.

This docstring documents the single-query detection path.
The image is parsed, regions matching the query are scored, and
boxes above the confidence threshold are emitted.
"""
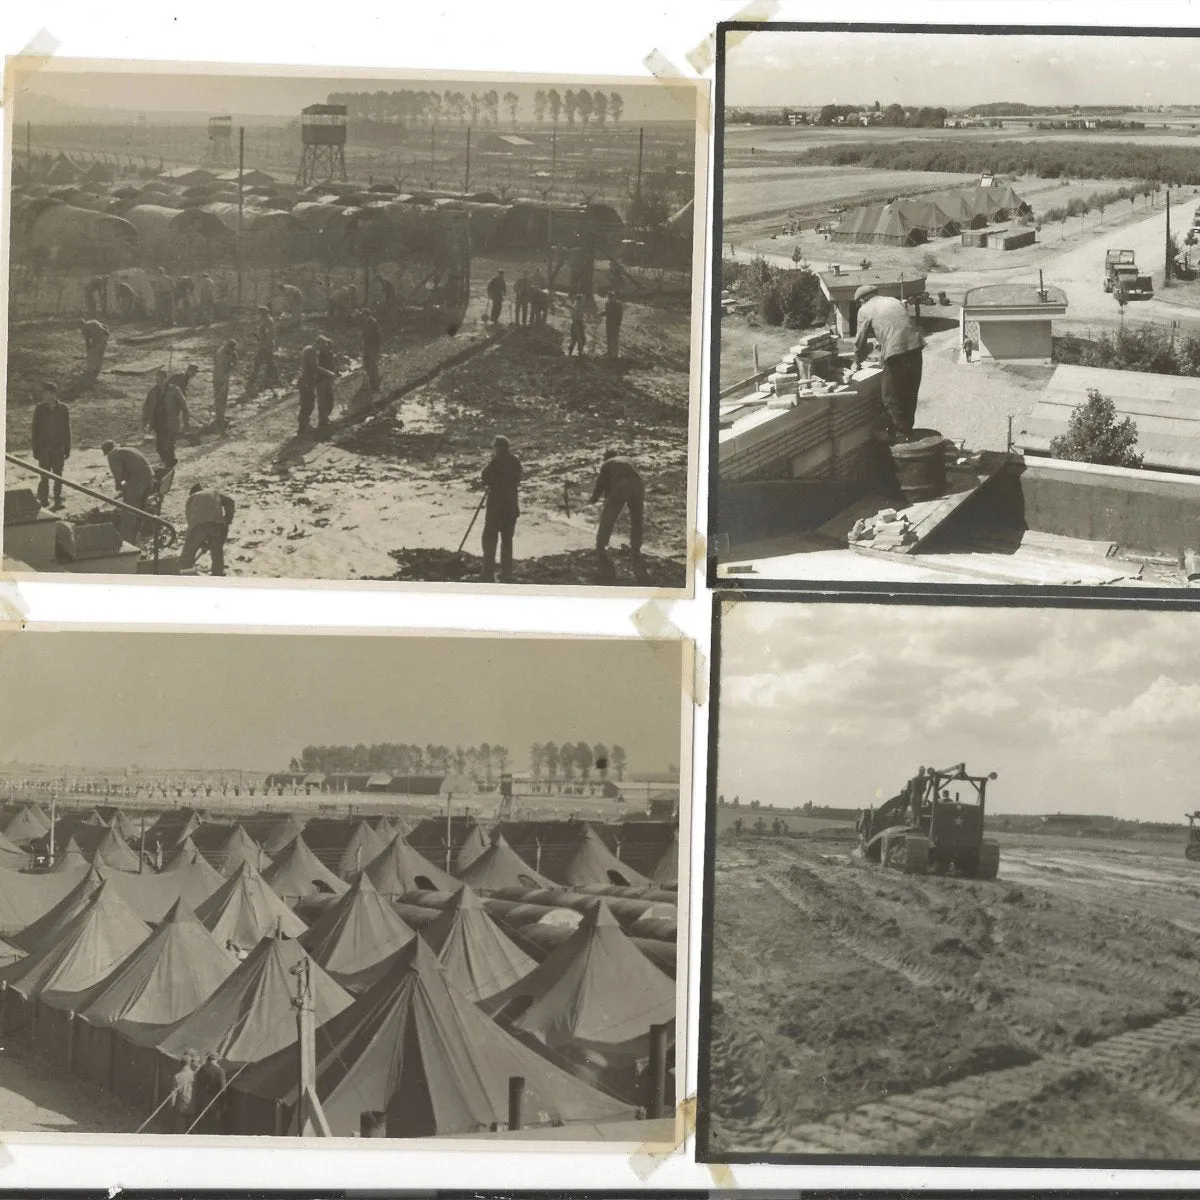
[704,828,1200,1160]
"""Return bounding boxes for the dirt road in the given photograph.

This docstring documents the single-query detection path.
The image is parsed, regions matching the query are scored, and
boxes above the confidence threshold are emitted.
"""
[705,831,1200,1161]
[0,1040,140,1134]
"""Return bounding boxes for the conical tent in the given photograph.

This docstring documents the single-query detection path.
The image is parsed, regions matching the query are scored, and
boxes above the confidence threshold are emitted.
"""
[49,836,89,874]
[364,833,458,896]
[206,824,271,877]
[459,834,555,892]
[649,831,678,887]
[485,900,675,1058]
[4,803,52,845]
[196,861,308,950]
[263,836,349,903]
[229,936,636,1138]
[161,835,225,894]
[0,826,30,871]
[12,863,106,952]
[300,874,416,993]
[261,813,307,857]
[0,861,90,935]
[155,933,351,1069]
[146,807,205,851]
[452,823,490,874]
[422,883,536,1002]
[560,827,649,889]
[335,820,387,879]
[92,826,142,873]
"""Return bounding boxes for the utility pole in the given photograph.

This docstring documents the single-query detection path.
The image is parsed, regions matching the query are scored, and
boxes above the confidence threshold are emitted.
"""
[445,792,453,874]
[463,125,471,195]
[430,121,436,184]
[236,127,245,311]
[48,791,56,865]
[292,957,331,1136]
[1165,185,1172,288]
[635,125,645,218]
[546,128,556,292]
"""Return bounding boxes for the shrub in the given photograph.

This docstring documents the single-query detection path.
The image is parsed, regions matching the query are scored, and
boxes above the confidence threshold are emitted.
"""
[734,255,830,329]
[1049,387,1143,468]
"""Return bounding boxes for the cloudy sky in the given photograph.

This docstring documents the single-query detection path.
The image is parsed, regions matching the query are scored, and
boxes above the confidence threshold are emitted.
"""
[725,30,1200,109]
[0,632,683,774]
[717,602,1199,822]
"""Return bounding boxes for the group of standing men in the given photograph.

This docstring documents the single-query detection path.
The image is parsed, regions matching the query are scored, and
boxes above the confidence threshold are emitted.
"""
[83,270,218,327]
[485,270,626,360]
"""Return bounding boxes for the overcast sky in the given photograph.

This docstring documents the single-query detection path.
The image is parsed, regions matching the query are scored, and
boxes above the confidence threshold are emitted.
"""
[725,30,1200,109]
[717,603,1200,823]
[10,62,692,123]
[0,632,683,774]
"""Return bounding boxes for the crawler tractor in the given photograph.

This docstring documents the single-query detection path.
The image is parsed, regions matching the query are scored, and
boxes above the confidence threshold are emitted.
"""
[857,762,1001,879]
[1187,812,1200,862]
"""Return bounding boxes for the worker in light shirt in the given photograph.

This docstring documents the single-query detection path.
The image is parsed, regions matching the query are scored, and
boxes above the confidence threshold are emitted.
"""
[852,283,925,443]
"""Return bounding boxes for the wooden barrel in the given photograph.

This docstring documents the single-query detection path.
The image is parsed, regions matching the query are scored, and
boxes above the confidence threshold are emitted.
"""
[890,430,947,502]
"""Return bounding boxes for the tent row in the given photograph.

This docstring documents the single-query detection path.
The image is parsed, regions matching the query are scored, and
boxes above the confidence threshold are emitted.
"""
[0,862,673,1137]
[831,184,1030,246]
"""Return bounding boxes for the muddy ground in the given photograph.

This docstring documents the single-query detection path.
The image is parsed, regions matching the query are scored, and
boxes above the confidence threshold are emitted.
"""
[705,829,1200,1161]
[5,253,691,586]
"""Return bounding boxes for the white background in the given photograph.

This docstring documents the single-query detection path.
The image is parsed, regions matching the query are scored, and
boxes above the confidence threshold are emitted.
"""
[2,0,1200,1190]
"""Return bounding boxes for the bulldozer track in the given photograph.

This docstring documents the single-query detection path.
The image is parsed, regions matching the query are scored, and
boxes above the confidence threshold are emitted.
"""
[768,1009,1200,1156]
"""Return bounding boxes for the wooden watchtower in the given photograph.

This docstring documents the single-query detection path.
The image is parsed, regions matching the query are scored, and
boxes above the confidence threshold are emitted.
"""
[297,104,348,187]
[206,115,233,167]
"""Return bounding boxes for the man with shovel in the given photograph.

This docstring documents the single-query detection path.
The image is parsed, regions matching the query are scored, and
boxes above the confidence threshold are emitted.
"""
[590,449,647,584]
[480,434,522,583]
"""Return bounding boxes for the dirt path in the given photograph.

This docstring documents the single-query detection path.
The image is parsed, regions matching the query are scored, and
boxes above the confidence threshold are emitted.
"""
[0,1040,141,1134]
[705,833,1200,1160]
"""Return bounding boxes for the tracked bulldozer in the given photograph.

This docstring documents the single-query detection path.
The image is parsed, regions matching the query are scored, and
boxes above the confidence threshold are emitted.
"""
[1187,812,1200,863]
[857,762,1000,879]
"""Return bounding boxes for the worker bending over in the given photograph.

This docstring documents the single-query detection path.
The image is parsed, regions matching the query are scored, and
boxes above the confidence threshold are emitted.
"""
[101,440,154,544]
[80,318,109,380]
[297,340,336,438]
[851,282,925,443]
[178,483,236,577]
[590,450,647,583]
[480,435,522,583]
[31,382,71,511]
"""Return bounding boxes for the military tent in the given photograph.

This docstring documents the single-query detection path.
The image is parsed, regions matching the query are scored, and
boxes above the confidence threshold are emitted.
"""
[0,881,150,1057]
[868,205,927,246]
[422,884,536,1003]
[259,813,308,858]
[4,803,52,845]
[453,824,489,875]
[485,900,674,1059]
[45,152,82,184]
[334,820,387,879]
[95,808,140,842]
[196,861,307,949]
[459,834,554,893]
[92,826,143,873]
[11,863,106,952]
[201,824,271,877]
[23,204,140,261]
[903,198,961,239]
[154,932,351,1073]
[146,807,206,851]
[123,204,233,247]
[831,204,884,243]
[0,861,90,936]
[73,898,237,1103]
[300,874,416,993]
[649,831,679,887]
[161,834,222,882]
[0,826,31,871]
[364,833,458,896]
[263,836,348,904]
[931,190,988,230]
[559,827,648,889]
[159,166,218,186]
[228,936,636,1138]
[49,835,90,873]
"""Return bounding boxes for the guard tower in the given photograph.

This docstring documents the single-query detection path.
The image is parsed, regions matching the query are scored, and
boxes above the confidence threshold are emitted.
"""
[206,115,234,167]
[297,104,348,187]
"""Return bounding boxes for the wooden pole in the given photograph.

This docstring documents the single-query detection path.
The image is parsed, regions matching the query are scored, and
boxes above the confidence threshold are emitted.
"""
[139,814,145,873]
[445,792,453,874]
[647,1022,669,1119]
[1165,186,1172,287]
[237,127,245,311]
[635,126,644,215]
[464,125,471,194]
[507,1076,525,1130]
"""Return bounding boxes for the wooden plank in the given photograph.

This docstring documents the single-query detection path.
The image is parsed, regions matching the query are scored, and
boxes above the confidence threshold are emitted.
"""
[895,451,1013,554]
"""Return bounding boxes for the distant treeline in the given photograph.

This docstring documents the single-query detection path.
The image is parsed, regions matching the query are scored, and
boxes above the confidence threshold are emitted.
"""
[965,102,1133,117]
[326,88,626,129]
[725,103,947,128]
[798,138,1200,185]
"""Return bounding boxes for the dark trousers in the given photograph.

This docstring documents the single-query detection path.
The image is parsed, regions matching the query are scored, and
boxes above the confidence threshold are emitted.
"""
[881,348,923,439]
[516,299,529,325]
[179,521,226,576]
[248,347,278,392]
[317,382,335,426]
[36,452,66,506]
[606,322,621,358]
[298,383,316,434]
[568,320,586,355]
[155,431,178,469]
[364,350,380,393]
[482,510,517,581]
[489,296,503,323]
[597,481,645,554]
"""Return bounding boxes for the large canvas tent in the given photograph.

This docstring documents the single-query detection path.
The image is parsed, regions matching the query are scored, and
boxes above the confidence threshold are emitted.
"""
[485,900,674,1059]
[458,834,554,893]
[831,204,884,243]
[421,884,536,1003]
[9,863,105,952]
[4,803,52,845]
[228,936,637,1138]
[559,827,648,889]
[0,827,31,871]
[868,204,927,247]
[649,831,679,888]
[195,861,307,949]
[300,874,416,993]
[0,860,90,935]
[363,834,458,896]
[263,836,348,904]
[334,820,387,880]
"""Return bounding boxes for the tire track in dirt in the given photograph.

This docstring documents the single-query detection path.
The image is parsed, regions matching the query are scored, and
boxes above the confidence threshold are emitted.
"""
[770,1010,1200,1155]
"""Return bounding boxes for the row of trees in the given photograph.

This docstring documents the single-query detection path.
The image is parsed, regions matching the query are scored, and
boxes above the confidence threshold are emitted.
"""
[325,88,626,129]
[1041,182,1161,230]
[529,743,628,785]
[1054,325,1200,379]
[800,138,1200,186]
[290,743,511,781]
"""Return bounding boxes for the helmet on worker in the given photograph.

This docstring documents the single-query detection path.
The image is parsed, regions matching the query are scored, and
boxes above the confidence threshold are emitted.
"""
[853,283,880,302]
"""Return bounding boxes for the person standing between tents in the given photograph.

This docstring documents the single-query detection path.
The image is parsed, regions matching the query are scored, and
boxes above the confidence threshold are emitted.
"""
[196,273,217,325]
[212,339,238,433]
[31,381,71,510]
[359,308,382,395]
[178,482,235,577]
[174,275,196,325]
[154,266,175,326]
[193,1052,228,1135]
[79,317,109,380]
[82,273,109,318]
[486,270,507,325]
[514,272,532,326]
[142,365,191,469]
[315,335,338,432]
[170,1050,199,1133]
[590,449,647,583]
[566,293,587,357]
[480,434,522,583]
[247,306,279,395]
[851,283,925,443]
[113,278,139,322]
[603,289,624,360]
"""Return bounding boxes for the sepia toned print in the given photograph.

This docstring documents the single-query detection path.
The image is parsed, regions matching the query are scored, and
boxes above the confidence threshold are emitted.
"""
[0,629,688,1144]
[3,59,706,591]
[702,598,1200,1164]
[712,25,1200,590]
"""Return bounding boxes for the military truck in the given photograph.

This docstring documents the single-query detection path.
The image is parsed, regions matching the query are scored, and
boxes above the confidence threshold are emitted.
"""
[1104,249,1153,299]
[857,762,1001,878]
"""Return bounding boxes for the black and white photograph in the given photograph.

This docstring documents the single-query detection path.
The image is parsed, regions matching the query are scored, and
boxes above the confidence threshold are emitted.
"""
[701,597,1200,1164]
[3,59,705,590]
[713,24,1200,589]
[0,629,687,1143]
